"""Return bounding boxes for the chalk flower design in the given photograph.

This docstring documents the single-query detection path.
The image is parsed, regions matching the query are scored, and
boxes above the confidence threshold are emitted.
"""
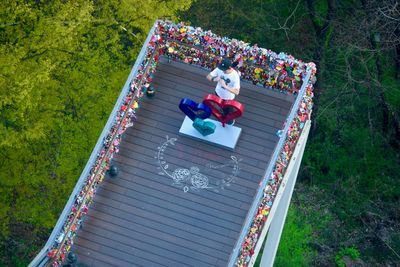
[156,135,241,193]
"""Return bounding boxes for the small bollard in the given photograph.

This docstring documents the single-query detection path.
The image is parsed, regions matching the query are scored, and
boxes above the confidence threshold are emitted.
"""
[108,165,119,178]
[146,86,155,98]
[63,252,78,267]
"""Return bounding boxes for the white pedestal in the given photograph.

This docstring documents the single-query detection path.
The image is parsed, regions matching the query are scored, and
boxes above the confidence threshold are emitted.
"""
[178,116,242,150]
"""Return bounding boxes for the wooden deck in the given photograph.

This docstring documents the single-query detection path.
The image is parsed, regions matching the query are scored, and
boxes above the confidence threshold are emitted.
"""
[72,58,294,267]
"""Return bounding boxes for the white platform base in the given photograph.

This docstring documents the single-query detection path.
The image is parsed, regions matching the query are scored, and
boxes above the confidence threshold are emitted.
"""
[178,116,242,150]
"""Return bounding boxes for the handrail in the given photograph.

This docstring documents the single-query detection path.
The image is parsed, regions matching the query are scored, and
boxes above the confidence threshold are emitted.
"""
[157,20,308,96]
[162,38,303,94]
[257,119,312,267]
[48,26,159,267]
[160,28,314,264]
[156,20,316,266]
[227,70,312,267]
[29,21,159,267]
[29,19,315,267]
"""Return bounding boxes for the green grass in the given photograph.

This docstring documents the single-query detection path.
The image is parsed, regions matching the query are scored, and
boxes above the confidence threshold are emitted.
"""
[254,205,316,267]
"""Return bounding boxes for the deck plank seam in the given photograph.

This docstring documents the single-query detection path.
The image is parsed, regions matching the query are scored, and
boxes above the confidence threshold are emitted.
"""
[120,136,266,184]
[88,199,237,247]
[137,95,284,136]
[123,120,276,162]
[153,71,291,116]
[102,180,246,224]
[89,202,238,241]
[76,236,164,267]
[96,185,243,230]
[110,164,252,213]
[81,220,216,266]
[92,194,241,240]
[87,201,234,256]
[151,78,290,119]
[155,62,294,107]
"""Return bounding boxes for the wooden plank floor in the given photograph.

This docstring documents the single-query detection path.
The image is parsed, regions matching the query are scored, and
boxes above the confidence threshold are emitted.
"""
[73,57,294,267]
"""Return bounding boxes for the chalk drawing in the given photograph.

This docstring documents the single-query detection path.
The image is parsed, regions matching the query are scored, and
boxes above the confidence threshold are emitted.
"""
[155,135,241,193]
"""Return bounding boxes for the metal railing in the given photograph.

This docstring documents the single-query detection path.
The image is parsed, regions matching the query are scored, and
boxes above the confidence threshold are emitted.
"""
[160,39,304,95]
[29,19,314,267]
[160,28,314,264]
[157,20,308,96]
[227,70,312,267]
[156,21,315,266]
[29,21,159,267]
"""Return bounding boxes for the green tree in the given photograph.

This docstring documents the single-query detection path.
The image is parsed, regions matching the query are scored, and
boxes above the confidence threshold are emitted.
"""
[0,1,191,265]
[182,0,400,265]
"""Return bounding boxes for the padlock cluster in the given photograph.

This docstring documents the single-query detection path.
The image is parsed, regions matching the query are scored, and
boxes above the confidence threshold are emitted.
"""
[45,20,317,266]
[235,82,316,267]
[47,27,162,266]
[156,21,314,94]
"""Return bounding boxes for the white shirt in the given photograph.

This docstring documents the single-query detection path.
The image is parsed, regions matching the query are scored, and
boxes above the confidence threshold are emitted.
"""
[209,68,240,100]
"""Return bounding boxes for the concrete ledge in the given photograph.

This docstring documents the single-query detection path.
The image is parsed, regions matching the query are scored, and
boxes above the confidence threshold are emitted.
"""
[178,116,242,150]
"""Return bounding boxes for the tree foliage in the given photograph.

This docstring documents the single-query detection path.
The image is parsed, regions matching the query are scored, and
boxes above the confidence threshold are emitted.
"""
[182,0,400,265]
[0,1,190,265]
[1,0,399,266]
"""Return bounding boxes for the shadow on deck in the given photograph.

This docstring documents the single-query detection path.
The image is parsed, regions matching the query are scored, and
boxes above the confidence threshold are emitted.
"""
[72,58,294,267]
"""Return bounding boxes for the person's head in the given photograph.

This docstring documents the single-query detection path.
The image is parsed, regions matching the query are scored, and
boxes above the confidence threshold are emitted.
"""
[218,58,233,73]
